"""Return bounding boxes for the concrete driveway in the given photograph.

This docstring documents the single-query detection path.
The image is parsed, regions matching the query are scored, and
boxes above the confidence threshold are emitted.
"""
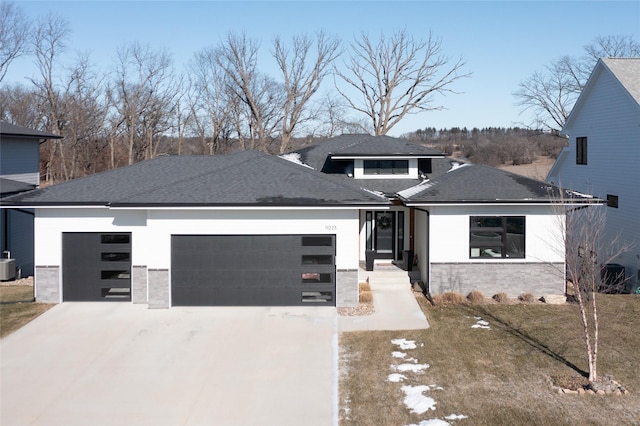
[1,303,337,426]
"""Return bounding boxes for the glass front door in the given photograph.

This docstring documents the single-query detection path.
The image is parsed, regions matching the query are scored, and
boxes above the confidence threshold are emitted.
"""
[374,211,395,258]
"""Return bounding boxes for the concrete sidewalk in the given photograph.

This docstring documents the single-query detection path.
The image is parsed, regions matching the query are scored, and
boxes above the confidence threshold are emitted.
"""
[338,263,430,332]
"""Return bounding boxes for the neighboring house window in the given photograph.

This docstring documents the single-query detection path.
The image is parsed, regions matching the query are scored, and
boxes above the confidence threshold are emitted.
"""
[607,194,619,208]
[469,216,525,259]
[576,137,587,165]
[363,160,409,175]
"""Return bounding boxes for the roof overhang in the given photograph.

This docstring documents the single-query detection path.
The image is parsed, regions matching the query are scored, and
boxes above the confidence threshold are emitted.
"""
[331,154,445,160]
[401,199,604,207]
[1,203,391,210]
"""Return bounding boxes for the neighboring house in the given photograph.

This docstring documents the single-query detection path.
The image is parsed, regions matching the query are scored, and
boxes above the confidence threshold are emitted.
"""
[0,122,61,278]
[1,134,590,308]
[547,58,640,292]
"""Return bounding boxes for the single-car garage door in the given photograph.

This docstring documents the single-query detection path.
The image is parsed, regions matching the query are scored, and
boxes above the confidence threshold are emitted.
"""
[62,232,132,301]
[171,235,335,306]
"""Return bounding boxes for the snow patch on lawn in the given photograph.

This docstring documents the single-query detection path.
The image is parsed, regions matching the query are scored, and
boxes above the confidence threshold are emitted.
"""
[444,414,468,420]
[391,338,417,349]
[401,385,437,414]
[407,420,450,426]
[390,337,467,424]
[393,363,430,373]
[388,373,407,382]
[471,317,490,329]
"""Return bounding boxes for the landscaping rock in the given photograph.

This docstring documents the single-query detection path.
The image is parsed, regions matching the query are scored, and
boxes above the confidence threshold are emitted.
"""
[541,294,566,304]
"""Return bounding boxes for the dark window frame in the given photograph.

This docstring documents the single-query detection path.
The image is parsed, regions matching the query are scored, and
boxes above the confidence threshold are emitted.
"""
[606,194,619,208]
[363,159,409,175]
[576,137,588,165]
[469,216,526,259]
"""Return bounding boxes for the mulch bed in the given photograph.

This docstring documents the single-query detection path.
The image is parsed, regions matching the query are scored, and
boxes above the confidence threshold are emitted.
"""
[337,302,375,316]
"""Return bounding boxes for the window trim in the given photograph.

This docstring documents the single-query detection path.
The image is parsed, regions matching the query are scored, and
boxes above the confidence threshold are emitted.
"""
[363,159,409,175]
[469,216,526,259]
[576,137,587,165]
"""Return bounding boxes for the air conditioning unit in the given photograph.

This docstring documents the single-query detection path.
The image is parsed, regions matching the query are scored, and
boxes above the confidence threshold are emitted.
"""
[0,259,16,281]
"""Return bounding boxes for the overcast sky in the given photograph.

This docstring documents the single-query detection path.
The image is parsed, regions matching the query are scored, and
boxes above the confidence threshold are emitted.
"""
[4,1,640,136]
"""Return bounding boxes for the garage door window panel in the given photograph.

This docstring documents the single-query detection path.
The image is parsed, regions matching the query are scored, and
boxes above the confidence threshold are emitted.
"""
[101,234,130,244]
[101,252,130,262]
[302,236,333,246]
[302,255,333,265]
[302,272,333,283]
[302,291,333,303]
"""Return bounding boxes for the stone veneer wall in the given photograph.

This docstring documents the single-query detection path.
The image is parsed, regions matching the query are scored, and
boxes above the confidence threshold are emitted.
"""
[148,269,170,309]
[34,265,60,303]
[429,262,565,297]
[336,269,358,307]
[131,265,147,304]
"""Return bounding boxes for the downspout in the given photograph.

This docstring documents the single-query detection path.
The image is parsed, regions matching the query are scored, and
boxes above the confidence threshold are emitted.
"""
[1,209,7,254]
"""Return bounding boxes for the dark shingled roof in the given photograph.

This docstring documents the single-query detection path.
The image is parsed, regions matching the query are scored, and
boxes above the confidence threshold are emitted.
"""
[0,178,36,197]
[0,121,62,139]
[1,150,390,207]
[399,163,567,204]
[293,134,444,170]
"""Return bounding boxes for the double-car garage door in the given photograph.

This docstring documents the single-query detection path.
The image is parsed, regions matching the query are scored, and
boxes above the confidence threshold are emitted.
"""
[62,233,336,306]
[171,235,336,306]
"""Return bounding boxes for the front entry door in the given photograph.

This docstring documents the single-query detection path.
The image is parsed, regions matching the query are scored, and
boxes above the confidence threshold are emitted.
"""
[374,211,395,259]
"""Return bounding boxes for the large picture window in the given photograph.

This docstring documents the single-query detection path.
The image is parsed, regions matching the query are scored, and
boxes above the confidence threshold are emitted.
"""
[469,216,525,259]
[363,159,409,175]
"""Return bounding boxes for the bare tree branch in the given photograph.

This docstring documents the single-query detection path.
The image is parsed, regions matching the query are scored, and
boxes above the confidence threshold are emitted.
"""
[0,0,30,82]
[515,34,640,132]
[334,29,469,135]
[110,41,175,164]
[216,31,283,152]
[273,31,340,153]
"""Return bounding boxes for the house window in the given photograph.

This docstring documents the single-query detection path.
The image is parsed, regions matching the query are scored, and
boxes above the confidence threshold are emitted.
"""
[363,160,409,175]
[606,194,619,208]
[469,216,525,259]
[576,137,587,165]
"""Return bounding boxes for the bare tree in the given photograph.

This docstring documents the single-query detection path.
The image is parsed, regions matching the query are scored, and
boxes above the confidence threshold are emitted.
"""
[513,56,580,132]
[29,11,70,182]
[584,34,640,61]
[169,75,192,155]
[187,47,235,154]
[553,192,633,383]
[273,32,340,153]
[316,93,367,137]
[0,0,30,82]
[216,31,283,151]
[110,41,175,164]
[0,83,42,128]
[59,53,108,179]
[334,29,468,136]
[515,35,640,132]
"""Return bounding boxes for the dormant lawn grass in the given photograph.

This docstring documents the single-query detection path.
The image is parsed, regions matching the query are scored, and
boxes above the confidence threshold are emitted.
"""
[0,284,53,338]
[340,294,640,425]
